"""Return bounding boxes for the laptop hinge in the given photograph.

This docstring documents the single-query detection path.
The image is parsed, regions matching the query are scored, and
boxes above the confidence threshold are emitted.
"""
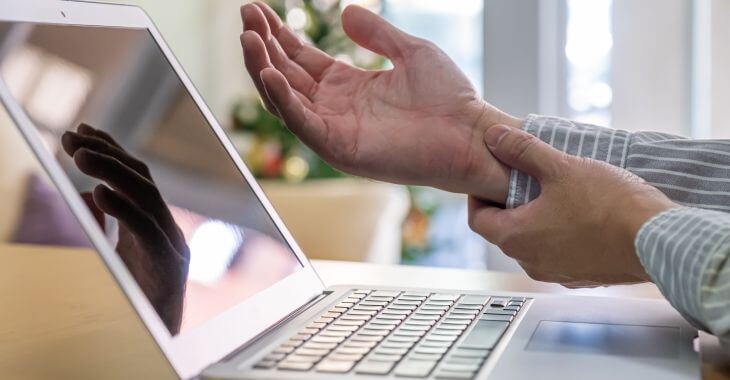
[222,290,331,361]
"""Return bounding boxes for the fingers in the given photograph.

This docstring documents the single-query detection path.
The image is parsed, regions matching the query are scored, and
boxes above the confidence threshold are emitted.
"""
[77,123,122,149]
[242,3,318,97]
[62,131,152,181]
[483,125,566,182]
[341,4,416,63]
[260,67,330,153]
[241,30,279,116]
[92,185,172,255]
[72,148,177,237]
[467,196,519,244]
[249,2,335,80]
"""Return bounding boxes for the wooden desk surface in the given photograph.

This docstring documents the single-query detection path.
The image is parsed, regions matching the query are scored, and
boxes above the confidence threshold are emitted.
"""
[1,245,728,379]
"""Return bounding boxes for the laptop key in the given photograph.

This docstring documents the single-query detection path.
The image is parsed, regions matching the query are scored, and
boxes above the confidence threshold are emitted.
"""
[278,361,314,371]
[316,360,356,373]
[430,294,460,302]
[411,314,440,321]
[394,299,422,305]
[374,347,409,356]
[356,305,383,311]
[413,346,449,355]
[400,324,430,331]
[366,296,395,302]
[482,309,516,316]
[334,319,365,327]
[340,314,371,321]
[459,295,490,305]
[434,370,475,379]
[302,341,338,350]
[311,335,345,344]
[420,305,450,311]
[393,359,438,378]
[404,319,435,326]
[293,333,312,341]
[377,313,406,320]
[400,295,427,301]
[381,340,415,349]
[344,340,378,349]
[443,357,484,366]
[326,325,359,332]
[480,314,513,322]
[450,348,490,359]
[454,304,482,311]
[328,353,364,362]
[307,322,327,330]
[419,340,453,348]
[348,309,377,316]
[371,290,400,298]
[408,353,444,361]
[459,320,509,350]
[285,354,321,363]
[330,307,348,313]
[393,329,426,337]
[387,334,420,343]
[489,298,510,307]
[295,347,331,357]
[335,346,371,355]
[314,317,334,324]
[430,328,462,336]
[369,353,403,362]
[355,360,396,375]
[439,363,481,372]
[360,301,389,307]
[281,339,304,348]
[351,334,384,342]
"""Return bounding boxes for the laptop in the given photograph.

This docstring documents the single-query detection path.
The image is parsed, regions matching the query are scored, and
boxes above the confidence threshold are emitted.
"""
[0,1,699,379]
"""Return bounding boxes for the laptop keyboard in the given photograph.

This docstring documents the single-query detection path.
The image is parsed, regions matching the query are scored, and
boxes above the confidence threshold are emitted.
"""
[252,290,527,379]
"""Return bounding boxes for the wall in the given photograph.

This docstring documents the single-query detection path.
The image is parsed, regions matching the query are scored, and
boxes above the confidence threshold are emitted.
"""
[711,0,730,138]
[612,0,691,135]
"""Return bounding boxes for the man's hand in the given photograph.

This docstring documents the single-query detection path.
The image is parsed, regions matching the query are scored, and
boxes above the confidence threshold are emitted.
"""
[241,2,521,202]
[468,125,679,287]
[62,124,189,334]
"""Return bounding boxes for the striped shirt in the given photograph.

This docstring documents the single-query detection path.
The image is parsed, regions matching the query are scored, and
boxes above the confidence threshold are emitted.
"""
[507,114,730,351]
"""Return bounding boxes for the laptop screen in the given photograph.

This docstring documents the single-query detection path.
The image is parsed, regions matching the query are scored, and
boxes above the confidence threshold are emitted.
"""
[0,22,303,335]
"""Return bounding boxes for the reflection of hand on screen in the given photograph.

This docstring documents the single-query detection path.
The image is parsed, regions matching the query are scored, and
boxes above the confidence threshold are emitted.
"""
[62,124,190,334]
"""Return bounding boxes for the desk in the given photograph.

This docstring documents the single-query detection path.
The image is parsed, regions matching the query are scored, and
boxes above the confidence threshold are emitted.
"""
[1,245,728,379]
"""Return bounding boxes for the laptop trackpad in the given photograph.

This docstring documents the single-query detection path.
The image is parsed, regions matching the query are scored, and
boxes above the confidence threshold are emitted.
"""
[526,321,680,358]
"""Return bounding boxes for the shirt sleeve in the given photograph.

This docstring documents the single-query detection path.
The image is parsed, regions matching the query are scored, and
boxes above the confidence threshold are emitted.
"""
[507,114,730,212]
[636,207,730,352]
[506,114,730,351]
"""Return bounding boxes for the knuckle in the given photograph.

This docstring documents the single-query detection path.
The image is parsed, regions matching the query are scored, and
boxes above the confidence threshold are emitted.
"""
[507,134,539,161]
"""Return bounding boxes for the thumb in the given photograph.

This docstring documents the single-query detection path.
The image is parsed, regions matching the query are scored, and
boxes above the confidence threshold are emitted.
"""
[341,5,415,62]
[484,125,565,181]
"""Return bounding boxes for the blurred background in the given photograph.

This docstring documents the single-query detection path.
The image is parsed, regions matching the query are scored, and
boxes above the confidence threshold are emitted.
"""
[1,0,729,273]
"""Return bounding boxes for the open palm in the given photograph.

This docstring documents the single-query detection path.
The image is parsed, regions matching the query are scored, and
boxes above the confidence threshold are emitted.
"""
[242,2,520,202]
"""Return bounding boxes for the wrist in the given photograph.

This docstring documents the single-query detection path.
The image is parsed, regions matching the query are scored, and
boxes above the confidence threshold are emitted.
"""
[620,192,680,281]
[467,101,522,203]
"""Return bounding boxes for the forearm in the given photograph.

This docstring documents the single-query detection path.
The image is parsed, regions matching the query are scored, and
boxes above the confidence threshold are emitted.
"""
[508,115,730,212]
[636,207,730,352]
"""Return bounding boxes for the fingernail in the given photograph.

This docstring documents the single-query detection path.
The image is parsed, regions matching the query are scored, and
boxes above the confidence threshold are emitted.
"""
[484,124,511,149]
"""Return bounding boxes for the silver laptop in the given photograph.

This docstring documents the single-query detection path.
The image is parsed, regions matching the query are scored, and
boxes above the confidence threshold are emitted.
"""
[0,1,699,379]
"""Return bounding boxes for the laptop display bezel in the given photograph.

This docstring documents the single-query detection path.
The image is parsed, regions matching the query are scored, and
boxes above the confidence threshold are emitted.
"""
[0,1,326,378]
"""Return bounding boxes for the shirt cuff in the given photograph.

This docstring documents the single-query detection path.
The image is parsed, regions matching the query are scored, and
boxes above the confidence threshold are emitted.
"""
[635,206,730,331]
[506,114,631,208]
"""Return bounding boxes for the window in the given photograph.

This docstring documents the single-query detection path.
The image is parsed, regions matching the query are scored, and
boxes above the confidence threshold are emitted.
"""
[1,45,93,153]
